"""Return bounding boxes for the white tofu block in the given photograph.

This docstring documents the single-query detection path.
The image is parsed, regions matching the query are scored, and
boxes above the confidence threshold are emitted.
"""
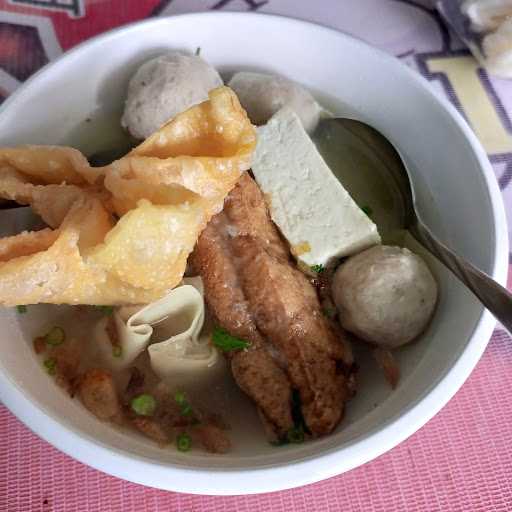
[252,108,381,267]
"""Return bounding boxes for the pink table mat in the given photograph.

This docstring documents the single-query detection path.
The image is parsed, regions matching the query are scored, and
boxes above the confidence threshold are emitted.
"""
[1,1,512,509]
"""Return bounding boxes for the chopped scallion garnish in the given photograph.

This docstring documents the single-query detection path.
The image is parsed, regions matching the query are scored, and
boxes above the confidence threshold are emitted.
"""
[271,391,309,447]
[323,307,337,318]
[43,358,57,375]
[112,345,122,358]
[287,426,305,444]
[44,326,66,346]
[131,394,156,416]
[174,390,195,418]
[176,432,192,452]
[310,264,324,273]
[181,404,193,417]
[94,305,114,316]
[174,390,186,405]
[212,327,251,352]
[361,205,373,217]
[16,305,27,314]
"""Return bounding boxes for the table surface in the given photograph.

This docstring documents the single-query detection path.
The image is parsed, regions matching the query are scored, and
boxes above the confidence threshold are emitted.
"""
[1,1,512,510]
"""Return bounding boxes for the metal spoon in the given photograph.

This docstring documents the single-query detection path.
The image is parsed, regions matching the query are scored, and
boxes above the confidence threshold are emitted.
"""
[313,117,512,333]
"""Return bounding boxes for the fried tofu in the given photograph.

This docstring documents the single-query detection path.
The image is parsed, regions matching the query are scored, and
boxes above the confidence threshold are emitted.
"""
[192,174,352,438]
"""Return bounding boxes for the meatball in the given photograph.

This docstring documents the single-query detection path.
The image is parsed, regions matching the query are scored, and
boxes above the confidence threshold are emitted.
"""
[228,71,322,133]
[121,52,223,140]
[332,245,437,348]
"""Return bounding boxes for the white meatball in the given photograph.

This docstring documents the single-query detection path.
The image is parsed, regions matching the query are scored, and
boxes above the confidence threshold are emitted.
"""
[228,71,322,133]
[121,52,223,140]
[332,245,437,348]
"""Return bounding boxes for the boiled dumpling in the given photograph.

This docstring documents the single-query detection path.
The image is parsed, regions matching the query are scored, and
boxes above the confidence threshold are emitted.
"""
[93,277,220,384]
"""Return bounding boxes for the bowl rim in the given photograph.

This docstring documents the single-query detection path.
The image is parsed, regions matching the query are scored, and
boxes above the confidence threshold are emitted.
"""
[0,11,507,495]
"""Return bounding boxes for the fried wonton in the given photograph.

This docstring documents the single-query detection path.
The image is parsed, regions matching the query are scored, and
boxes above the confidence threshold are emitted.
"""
[0,86,256,306]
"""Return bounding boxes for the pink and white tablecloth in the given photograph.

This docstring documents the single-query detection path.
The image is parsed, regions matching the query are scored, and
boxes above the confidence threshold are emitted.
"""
[1,1,512,510]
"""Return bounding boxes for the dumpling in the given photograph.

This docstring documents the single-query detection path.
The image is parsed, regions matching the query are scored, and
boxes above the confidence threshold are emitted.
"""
[0,87,256,306]
[93,277,220,385]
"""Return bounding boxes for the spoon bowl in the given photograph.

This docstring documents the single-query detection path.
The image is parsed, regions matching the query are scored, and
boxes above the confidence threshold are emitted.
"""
[0,12,506,494]
[315,117,512,334]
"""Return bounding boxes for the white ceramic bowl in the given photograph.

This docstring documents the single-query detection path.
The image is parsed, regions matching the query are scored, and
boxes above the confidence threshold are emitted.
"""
[0,12,507,495]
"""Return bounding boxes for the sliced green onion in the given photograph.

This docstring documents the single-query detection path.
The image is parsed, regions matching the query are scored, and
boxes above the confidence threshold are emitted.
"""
[181,404,193,417]
[43,358,57,375]
[176,432,192,452]
[174,390,195,418]
[212,327,251,353]
[44,326,65,346]
[16,305,27,314]
[94,305,114,316]
[174,390,186,405]
[131,394,156,416]
[361,205,373,217]
[271,392,308,446]
[112,345,122,358]
[310,264,324,273]
[287,427,304,444]
[323,307,337,319]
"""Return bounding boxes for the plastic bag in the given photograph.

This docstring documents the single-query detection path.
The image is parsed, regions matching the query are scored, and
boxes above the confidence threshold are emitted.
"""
[438,0,512,78]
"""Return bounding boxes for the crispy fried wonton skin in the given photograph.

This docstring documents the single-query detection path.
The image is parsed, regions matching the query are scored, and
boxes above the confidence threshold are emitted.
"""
[0,87,256,306]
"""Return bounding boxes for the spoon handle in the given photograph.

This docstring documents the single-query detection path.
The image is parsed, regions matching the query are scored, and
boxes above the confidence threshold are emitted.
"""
[410,219,512,334]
